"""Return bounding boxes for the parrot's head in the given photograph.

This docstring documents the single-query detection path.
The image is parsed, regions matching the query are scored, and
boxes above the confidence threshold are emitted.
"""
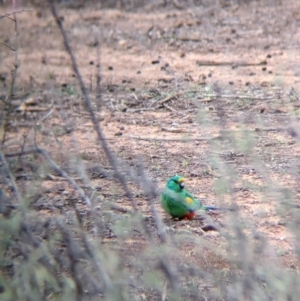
[166,175,185,192]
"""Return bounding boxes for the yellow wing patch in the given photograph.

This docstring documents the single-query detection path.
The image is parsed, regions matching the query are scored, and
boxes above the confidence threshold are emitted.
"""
[185,197,194,204]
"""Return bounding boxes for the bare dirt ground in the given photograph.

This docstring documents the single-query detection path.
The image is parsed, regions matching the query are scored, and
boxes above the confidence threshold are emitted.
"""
[1,0,300,299]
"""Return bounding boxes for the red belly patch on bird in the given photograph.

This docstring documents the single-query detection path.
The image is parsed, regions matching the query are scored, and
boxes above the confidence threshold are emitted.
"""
[185,197,193,204]
[183,212,196,220]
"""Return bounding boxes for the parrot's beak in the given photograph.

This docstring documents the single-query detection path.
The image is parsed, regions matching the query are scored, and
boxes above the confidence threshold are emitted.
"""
[177,178,185,189]
[177,177,185,189]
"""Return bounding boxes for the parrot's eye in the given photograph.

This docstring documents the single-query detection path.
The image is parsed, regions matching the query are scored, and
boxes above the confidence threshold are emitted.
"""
[179,182,184,189]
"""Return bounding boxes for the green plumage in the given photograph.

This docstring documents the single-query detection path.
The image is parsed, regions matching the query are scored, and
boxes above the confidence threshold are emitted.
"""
[161,175,204,219]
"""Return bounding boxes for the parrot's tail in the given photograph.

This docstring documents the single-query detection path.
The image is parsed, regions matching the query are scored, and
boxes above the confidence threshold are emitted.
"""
[203,205,235,211]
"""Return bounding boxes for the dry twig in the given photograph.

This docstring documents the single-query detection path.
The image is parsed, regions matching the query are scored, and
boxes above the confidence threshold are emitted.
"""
[37,147,92,207]
[127,135,220,142]
[48,0,137,210]
[0,9,32,20]
[0,7,20,145]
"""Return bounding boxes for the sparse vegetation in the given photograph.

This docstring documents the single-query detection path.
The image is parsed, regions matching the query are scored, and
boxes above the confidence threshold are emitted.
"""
[0,0,300,301]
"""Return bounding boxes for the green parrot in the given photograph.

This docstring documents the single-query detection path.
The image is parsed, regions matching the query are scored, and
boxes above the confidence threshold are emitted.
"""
[161,175,228,220]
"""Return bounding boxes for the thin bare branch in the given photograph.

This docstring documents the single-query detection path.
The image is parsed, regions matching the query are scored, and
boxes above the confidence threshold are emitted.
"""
[127,135,220,142]
[0,150,22,204]
[37,147,92,207]
[48,0,137,210]
[0,9,32,20]
[1,8,20,145]
[3,148,40,158]
[0,41,16,51]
